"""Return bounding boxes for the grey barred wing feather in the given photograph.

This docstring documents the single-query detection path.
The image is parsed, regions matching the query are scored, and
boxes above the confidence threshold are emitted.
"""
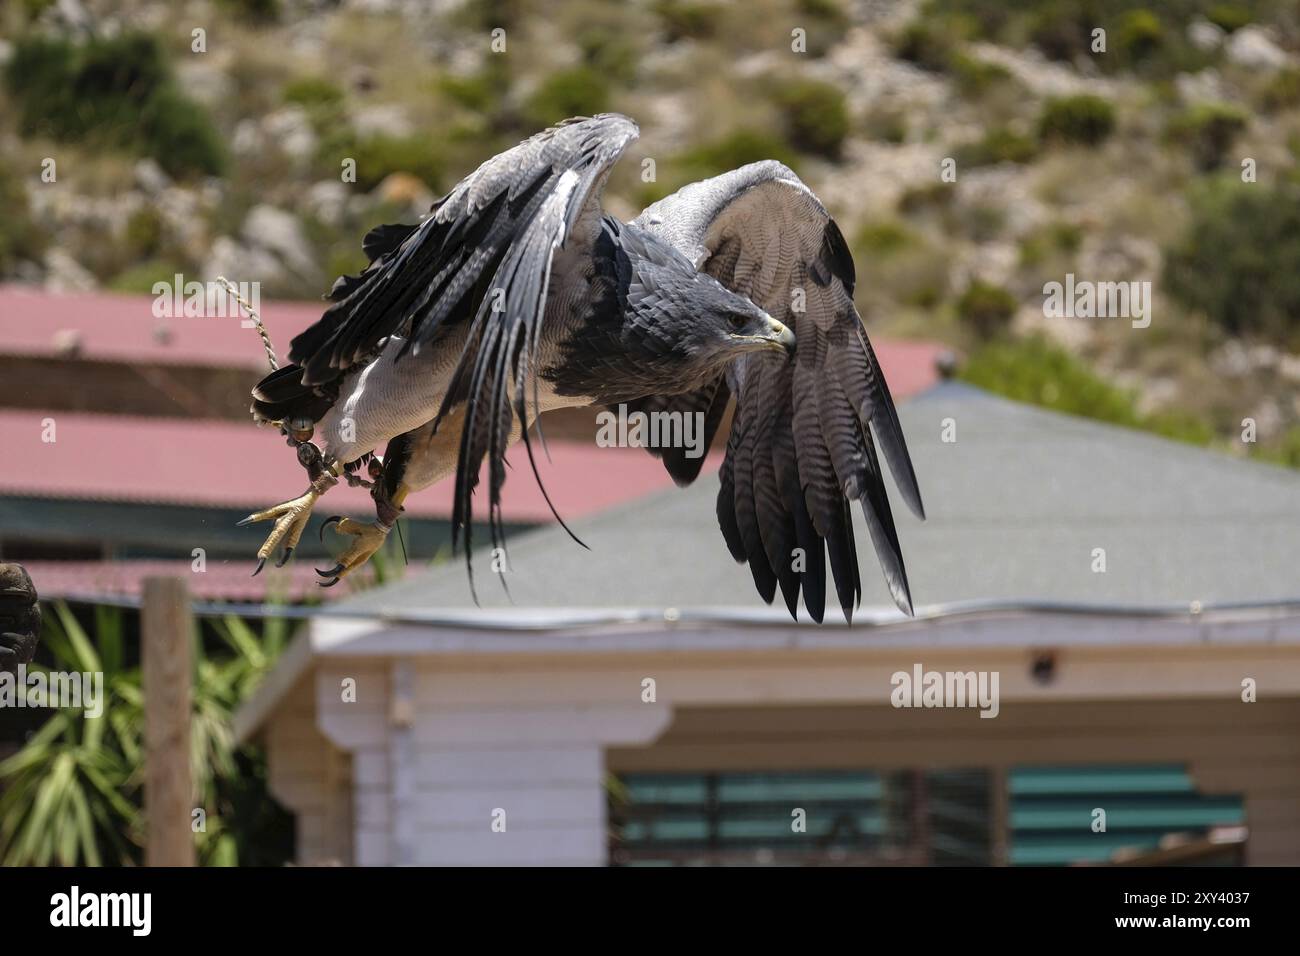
[634,160,924,621]
[616,379,731,487]
[287,113,639,587]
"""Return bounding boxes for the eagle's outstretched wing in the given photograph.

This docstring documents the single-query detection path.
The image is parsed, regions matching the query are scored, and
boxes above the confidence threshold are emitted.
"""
[633,161,924,621]
[287,113,639,578]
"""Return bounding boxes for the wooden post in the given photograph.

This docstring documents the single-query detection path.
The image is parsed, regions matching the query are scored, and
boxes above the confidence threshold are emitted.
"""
[142,576,194,867]
[991,764,1010,867]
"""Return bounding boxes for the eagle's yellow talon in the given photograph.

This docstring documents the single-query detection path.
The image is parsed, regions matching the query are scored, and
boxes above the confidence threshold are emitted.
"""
[316,517,391,586]
[238,489,321,574]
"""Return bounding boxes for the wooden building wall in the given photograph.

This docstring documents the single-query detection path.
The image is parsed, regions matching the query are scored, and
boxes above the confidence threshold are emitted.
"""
[259,623,1300,866]
[609,698,1300,866]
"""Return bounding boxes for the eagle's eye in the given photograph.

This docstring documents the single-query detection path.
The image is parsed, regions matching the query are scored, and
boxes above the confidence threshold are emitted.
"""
[727,312,747,331]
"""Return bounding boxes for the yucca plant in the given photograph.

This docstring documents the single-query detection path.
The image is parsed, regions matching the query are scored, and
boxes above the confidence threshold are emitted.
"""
[0,599,298,866]
[210,607,292,700]
[0,603,140,865]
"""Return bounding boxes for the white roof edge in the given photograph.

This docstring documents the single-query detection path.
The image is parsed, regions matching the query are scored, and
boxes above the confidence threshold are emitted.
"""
[231,601,1300,742]
[325,598,1300,631]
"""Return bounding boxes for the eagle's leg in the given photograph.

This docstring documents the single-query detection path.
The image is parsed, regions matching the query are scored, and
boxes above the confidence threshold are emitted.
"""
[315,481,409,588]
[239,442,339,576]
[313,418,454,586]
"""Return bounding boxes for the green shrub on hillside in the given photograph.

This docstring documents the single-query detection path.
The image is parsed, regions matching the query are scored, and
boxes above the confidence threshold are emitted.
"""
[679,130,797,176]
[1165,181,1300,344]
[339,134,445,192]
[450,0,525,31]
[950,54,1014,98]
[282,75,348,140]
[957,280,1019,338]
[1115,9,1165,65]
[440,58,512,120]
[894,19,960,72]
[577,26,641,86]
[853,228,950,309]
[955,126,1039,166]
[771,77,849,159]
[0,175,46,272]
[1018,221,1083,268]
[959,334,1212,444]
[1258,424,1300,469]
[863,106,909,144]
[108,258,191,294]
[139,87,228,179]
[1261,68,1300,111]
[798,0,849,25]
[123,208,164,261]
[653,0,724,41]
[282,75,345,109]
[1164,102,1247,171]
[315,124,444,193]
[898,181,956,216]
[4,32,224,177]
[927,0,1229,78]
[217,0,281,22]
[524,66,611,128]
[636,130,800,206]
[961,335,1143,425]
[855,221,917,257]
[795,0,852,56]
[1025,6,1092,62]
[1037,94,1116,146]
[957,204,1007,243]
[16,0,57,20]
[1205,3,1252,32]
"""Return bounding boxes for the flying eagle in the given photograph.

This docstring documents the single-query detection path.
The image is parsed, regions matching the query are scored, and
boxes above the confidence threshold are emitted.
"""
[244,114,924,620]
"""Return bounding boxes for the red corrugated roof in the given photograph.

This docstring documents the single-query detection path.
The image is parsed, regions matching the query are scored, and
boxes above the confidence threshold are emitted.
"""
[0,410,704,520]
[0,286,943,518]
[0,284,324,369]
[863,339,947,401]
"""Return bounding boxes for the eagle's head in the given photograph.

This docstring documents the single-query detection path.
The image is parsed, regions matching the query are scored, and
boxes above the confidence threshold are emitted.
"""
[619,228,795,385]
[679,273,796,365]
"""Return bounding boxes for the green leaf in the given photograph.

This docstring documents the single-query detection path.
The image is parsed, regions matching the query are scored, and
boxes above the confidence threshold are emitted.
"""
[55,601,102,673]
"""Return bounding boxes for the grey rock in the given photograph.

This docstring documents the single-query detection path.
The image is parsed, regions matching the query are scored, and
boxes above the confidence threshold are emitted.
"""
[1226,25,1291,70]
[264,107,319,163]
[233,119,264,158]
[176,59,235,109]
[352,104,414,140]
[134,158,172,196]
[1187,18,1225,52]
[43,249,98,293]
[204,235,289,291]
[243,205,319,279]
[306,180,352,227]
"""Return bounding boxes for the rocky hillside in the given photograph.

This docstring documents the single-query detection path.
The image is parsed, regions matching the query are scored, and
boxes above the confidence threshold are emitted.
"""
[3,0,1300,464]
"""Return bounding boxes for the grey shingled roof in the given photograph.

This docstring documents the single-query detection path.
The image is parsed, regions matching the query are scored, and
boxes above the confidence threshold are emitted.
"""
[335,382,1300,618]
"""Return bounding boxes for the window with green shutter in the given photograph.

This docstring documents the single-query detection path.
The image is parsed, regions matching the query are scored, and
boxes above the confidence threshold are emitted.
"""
[610,764,1245,866]
[1008,765,1245,866]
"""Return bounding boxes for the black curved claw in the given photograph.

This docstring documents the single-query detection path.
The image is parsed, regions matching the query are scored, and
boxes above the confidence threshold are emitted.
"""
[318,577,342,589]
[275,547,295,568]
[319,515,343,544]
[251,557,266,578]
[315,563,344,579]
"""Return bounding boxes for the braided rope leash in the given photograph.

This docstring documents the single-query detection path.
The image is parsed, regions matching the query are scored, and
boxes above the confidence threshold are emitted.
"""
[222,276,391,525]
[217,275,278,372]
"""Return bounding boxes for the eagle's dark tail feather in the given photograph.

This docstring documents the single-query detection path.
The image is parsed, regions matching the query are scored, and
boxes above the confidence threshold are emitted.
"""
[250,364,334,426]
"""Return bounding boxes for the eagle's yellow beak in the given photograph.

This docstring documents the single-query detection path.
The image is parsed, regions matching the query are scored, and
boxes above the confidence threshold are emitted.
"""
[765,316,796,354]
